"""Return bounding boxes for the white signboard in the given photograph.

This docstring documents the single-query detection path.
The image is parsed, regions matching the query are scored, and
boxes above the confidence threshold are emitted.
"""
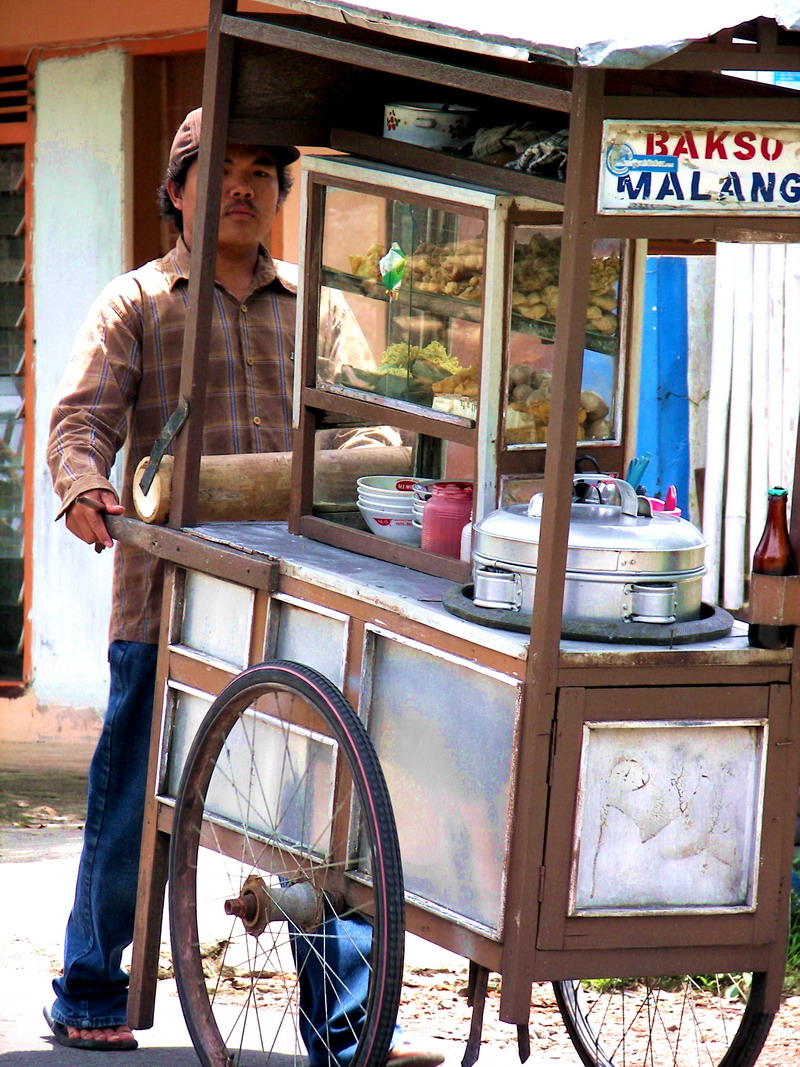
[599,120,800,214]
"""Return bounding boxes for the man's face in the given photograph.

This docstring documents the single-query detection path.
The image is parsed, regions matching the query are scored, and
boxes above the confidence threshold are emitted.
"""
[168,144,282,254]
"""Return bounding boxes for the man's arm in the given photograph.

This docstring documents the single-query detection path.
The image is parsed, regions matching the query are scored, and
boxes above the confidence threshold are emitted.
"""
[47,285,143,550]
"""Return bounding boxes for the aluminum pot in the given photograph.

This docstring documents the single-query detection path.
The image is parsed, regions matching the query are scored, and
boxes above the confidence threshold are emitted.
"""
[471,476,707,625]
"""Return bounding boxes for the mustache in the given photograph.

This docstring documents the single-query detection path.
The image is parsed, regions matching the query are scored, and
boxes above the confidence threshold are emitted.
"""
[225,198,259,216]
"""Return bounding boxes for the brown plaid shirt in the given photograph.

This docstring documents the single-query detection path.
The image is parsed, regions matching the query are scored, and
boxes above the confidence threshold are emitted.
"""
[47,238,298,645]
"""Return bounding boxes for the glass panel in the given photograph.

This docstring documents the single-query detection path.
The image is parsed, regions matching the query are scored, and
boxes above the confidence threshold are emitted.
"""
[0,146,25,679]
[317,187,484,420]
[504,226,622,448]
[309,422,473,541]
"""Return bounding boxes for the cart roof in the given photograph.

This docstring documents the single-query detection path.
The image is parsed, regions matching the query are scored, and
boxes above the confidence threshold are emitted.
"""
[255,0,800,67]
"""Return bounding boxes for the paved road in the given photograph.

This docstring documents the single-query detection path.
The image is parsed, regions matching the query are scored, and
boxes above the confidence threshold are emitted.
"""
[0,821,559,1066]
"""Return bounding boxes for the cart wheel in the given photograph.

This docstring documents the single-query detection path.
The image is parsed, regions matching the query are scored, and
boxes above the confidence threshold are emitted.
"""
[553,973,774,1067]
[168,660,405,1067]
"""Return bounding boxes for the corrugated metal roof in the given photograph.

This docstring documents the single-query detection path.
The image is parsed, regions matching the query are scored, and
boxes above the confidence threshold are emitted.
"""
[256,0,800,67]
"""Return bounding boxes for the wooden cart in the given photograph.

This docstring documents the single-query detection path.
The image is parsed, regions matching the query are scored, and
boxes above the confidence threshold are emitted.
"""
[115,6,800,1065]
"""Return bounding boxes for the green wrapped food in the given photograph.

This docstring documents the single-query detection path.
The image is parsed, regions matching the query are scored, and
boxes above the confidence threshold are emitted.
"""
[379,242,406,301]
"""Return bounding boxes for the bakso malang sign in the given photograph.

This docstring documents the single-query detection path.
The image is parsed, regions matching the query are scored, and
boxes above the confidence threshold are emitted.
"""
[598,121,800,213]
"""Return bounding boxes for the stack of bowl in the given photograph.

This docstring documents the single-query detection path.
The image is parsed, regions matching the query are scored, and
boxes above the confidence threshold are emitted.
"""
[356,476,424,545]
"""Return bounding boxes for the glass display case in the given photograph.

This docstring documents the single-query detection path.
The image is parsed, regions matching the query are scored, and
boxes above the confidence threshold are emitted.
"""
[293,156,630,574]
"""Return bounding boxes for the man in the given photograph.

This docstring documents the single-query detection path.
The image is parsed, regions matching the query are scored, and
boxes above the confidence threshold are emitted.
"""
[45,107,442,1067]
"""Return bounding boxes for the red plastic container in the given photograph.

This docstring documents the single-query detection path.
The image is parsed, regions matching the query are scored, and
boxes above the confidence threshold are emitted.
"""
[421,484,473,558]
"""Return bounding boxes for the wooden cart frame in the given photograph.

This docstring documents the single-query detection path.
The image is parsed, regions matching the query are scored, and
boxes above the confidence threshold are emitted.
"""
[113,3,800,1061]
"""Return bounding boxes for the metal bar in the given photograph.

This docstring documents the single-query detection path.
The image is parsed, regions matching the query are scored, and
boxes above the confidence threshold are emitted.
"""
[168,0,236,528]
[498,66,606,1023]
[461,962,489,1067]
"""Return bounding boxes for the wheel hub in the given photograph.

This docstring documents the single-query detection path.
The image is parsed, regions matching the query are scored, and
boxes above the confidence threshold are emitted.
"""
[224,874,325,935]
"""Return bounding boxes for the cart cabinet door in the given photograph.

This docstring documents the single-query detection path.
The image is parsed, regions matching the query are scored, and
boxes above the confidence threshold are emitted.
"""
[363,627,522,937]
[538,684,792,959]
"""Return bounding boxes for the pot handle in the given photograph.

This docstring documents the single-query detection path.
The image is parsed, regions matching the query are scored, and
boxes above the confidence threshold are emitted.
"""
[570,474,639,516]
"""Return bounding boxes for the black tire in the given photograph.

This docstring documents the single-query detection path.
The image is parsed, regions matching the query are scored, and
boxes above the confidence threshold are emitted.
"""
[168,660,405,1067]
[553,973,775,1067]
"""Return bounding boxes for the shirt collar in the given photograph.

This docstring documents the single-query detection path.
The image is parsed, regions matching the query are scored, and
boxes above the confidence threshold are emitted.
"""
[160,236,297,297]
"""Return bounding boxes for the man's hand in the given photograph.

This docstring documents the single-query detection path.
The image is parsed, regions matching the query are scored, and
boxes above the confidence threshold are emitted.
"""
[65,489,125,552]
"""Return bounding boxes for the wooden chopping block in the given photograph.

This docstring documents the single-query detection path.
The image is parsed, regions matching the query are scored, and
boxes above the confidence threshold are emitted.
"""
[133,447,412,524]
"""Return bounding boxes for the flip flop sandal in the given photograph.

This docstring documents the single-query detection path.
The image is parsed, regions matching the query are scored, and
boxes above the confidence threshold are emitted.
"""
[43,1006,138,1051]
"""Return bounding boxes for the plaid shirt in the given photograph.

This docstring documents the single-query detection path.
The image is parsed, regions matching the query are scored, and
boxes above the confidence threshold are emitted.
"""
[47,238,298,645]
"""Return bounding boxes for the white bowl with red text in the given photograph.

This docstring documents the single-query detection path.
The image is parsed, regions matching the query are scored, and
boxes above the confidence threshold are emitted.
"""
[357,500,422,544]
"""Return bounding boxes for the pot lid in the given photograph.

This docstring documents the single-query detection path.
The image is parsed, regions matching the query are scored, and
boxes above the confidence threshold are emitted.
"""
[474,477,707,574]
[475,500,707,554]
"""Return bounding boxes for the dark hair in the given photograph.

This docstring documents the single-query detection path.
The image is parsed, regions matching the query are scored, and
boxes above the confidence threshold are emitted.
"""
[157,152,295,235]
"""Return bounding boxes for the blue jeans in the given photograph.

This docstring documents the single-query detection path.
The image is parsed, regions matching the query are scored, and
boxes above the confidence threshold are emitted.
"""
[51,641,156,1029]
[293,904,401,1067]
[50,640,395,1062]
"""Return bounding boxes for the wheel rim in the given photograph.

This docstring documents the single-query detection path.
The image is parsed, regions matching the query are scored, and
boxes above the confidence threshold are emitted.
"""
[553,973,774,1067]
[169,662,404,1067]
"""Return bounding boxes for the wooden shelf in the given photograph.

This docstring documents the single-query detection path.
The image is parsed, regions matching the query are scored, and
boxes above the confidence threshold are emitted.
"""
[331,128,567,206]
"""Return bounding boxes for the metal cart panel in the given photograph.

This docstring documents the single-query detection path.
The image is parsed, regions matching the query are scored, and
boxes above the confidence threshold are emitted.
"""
[181,571,254,668]
[364,628,520,934]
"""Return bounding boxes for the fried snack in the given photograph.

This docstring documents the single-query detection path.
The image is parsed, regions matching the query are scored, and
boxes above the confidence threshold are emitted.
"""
[431,364,478,397]
[347,243,383,280]
[346,231,621,340]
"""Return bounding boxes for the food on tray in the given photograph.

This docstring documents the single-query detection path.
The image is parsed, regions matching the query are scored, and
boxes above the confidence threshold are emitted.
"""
[380,339,460,375]
[345,230,620,338]
[348,243,383,279]
[406,238,484,300]
[336,340,461,406]
[512,231,620,334]
[431,364,478,398]
[504,363,611,444]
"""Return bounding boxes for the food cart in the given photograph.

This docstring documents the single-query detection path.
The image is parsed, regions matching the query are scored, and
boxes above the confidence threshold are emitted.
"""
[112,5,800,1065]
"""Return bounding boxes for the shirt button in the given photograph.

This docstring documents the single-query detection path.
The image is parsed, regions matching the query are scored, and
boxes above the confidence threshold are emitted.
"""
[253,416,261,426]
[241,304,248,313]
[247,357,254,366]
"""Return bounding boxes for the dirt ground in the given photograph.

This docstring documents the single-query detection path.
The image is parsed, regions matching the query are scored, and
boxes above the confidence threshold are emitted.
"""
[2,740,799,1065]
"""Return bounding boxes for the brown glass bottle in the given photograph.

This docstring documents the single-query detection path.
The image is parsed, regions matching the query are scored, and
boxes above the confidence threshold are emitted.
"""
[748,486,796,649]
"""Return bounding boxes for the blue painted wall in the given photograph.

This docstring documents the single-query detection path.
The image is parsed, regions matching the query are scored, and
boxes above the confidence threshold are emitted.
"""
[637,257,690,511]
